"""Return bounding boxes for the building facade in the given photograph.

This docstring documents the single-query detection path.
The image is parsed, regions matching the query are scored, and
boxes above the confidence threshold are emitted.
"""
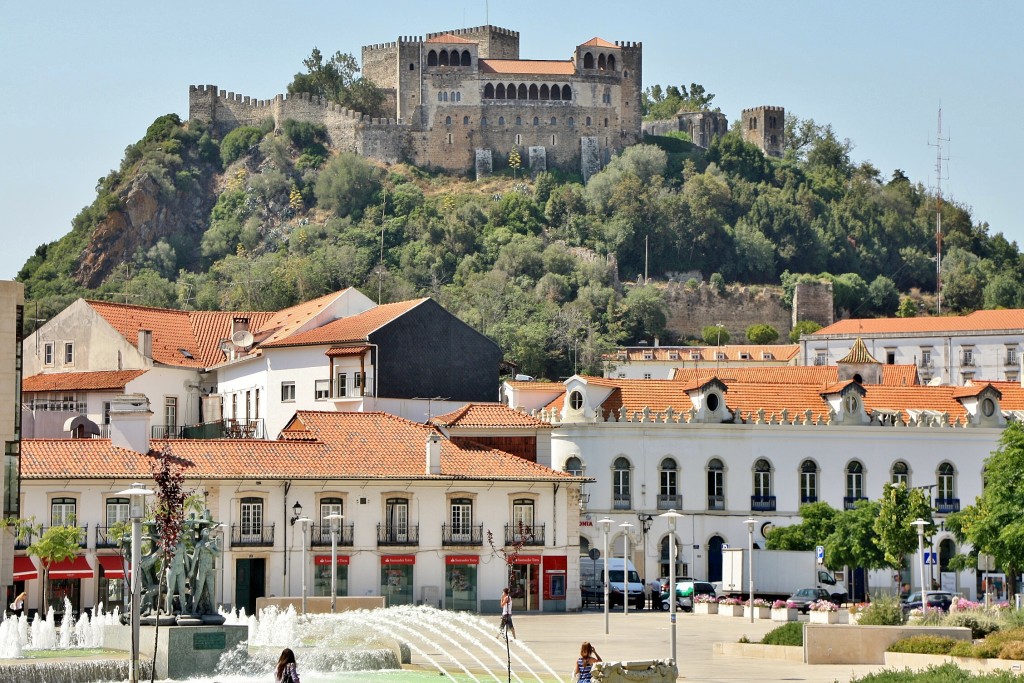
[604,343,799,380]
[0,281,24,606]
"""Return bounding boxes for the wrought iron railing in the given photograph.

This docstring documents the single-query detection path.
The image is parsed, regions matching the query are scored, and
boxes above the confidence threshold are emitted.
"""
[657,494,682,510]
[707,495,725,511]
[441,524,484,546]
[612,494,631,510]
[504,523,545,546]
[377,523,419,546]
[751,495,777,512]
[230,523,275,547]
[310,523,355,547]
[843,496,868,510]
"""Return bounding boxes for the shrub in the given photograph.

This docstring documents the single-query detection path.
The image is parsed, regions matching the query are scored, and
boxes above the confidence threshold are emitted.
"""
[220,126,265,166]
[998,641,1024,660]
[887,635,959,655]
[858,593,906,626]
[709,272,725,294]
[943,610,1002,639]
[746,323,780,345]
[761,622,803,647]
[702,325,730,346]
[789,319,822,343]
[850,662,1018,683]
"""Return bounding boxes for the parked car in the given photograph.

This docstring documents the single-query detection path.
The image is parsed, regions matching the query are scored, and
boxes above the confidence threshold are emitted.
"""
[786,587,832,613]
[661,580,717,611]
[902,591,955,613]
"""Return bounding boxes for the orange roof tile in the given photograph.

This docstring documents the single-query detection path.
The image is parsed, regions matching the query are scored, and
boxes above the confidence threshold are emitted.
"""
[326,346,371,358]
[252,290,347,346]
[429,403,554,429]
[580,37,618,48]
[426,33,475,44]
[814,309,1024,336]
[478,59,576,75]
[613,344,799,363]
[670,365,919,387]
[262,299,426,347]
[23,370,146,393]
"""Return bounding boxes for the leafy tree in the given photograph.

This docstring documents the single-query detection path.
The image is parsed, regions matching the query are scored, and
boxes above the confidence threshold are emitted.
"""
[867,275,900,315]
[983,271,1024,309]
[947,421,1024,597]
[708,272,725,295]
[874,483,934,571]
[288,48,385,118]
[896,296,919,318]
[641,83,716,119]
[314,153,383,219]
[765,502,838,551]
[789,320,822,343]
[705,134,771,184]
[220,126,264,167]
[26,522,83,611]
[746,324,779,344]
[701,324,729,346]
[622,286,667,342]
[824,499,887,595]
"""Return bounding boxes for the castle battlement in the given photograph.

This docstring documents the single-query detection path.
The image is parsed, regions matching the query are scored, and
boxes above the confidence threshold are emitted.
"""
[614,41,642,48]
[427,25,519,39]
[742,105,784,115]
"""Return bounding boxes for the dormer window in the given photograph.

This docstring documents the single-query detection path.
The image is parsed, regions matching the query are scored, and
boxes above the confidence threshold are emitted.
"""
[690,352,701,360]
[706,392,720,412]
[844,394,860,414]
[982,397,996,418]
[739,353,750,360]
[642,351,653,360]
[668,351,679,361]
[761,352,773,360]
[568,390,584,411]
[715,352,726,361]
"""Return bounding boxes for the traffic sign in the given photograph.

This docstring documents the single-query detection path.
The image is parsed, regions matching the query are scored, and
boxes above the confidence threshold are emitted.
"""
[721,544,729,549]
[816,545,825,565]
[588,548,601,561]
[923,551,938,566]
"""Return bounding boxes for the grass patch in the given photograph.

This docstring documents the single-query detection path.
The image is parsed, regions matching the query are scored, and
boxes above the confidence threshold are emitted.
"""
[852,662,1021,683]
[760,622,802,646]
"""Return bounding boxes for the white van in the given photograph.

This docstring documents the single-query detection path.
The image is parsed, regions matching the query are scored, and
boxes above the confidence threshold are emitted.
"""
[580,557,646,609]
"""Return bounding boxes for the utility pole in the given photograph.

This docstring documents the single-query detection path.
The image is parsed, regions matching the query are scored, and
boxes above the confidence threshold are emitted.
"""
[929,108,949,315]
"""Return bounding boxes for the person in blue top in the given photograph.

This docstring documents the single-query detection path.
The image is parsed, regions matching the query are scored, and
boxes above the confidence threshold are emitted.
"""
[574,641,601,682]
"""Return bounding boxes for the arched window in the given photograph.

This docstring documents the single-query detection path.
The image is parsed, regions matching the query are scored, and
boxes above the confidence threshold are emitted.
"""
[456,92,461,102]
[659,458,678,509]
[562,85,572,100]
[427,50,438,66]
[463,116,469,125]
[529,84,539,100]
[450,91,456,102]
[445,116,452,125]
[564,456,583,475]
[604,117,609,127]
[608,54,616,71]
[707,458,724,510]
[439,50,450,66]
[753,459,774,511]
[613,457,631,509]
[583,52,594,69]
[461,50,471,66]
[496,83,506,99]
[845,461,864,506]
[550,117,557,125]
[481,116,488,127]
[484,83,494,99]
[517,84,527,99]
[515,116,522,126]
[568,117,574,127]
[437,92,444,102]
[586,116,592,126]
[540,84,549,100]
[409,62,416,71]
[891,461,909,487]
[533,116,539,126]
[598,53,607,70]
[507,83,516,99]
[551,84,561,100]
[937,462,956,505]
[498,116,505,126]
[800,460,818,503]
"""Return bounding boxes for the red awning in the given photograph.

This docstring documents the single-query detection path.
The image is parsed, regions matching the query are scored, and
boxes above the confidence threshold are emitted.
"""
[13,556,37,581]
[314,555,350,566]
[96,556,125,579]
[46,556,92,580]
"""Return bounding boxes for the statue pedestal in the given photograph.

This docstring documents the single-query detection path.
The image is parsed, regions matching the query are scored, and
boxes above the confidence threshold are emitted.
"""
[104,624,247,680]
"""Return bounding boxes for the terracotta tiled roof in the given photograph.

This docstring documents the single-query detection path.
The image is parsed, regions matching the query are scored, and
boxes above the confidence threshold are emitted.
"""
[882,365,920,385]
[670,365,919,387]
[325,345,371,358]
[951,383,1000,399]
[22,370,146,392]
[478,59,576,75]
[429,403,554,429]
[21,412,576,481]
[580,37,618,48]
[262,299,427,347]
[613,344,799,363]
[252,290,347,346]
[837,338,879,364]
[983,382,1024,411]
[426,33,475,44]
[814,309,1024,336]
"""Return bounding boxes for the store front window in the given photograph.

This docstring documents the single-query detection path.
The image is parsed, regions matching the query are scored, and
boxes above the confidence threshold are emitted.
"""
[445,556,478,611]
[380,556,414,606]
[510,555,541,611]
[314,555,349,597]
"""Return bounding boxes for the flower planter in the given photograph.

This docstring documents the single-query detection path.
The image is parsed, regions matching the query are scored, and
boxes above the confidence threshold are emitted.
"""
[771,607,798,622]
[719,604,744,617]
[694,602,718,615]
[809,610,838,624]
[745,606,771,620]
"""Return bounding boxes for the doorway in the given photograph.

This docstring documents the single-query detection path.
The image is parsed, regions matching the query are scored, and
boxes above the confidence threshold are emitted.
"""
[510,563,539,611]
[707,535,725,583]
[234,558,266,615]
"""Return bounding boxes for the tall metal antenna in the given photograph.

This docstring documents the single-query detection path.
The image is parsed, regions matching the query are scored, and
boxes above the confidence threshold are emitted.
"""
[929,107,949,315]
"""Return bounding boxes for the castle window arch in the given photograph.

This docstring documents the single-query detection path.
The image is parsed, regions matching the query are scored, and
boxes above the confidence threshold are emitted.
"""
[445,116,452,125]
[800,459,818,503]
[568,117,574,127]
[540,84,550,100]
[498,116,505,126]
[598,53,607,70]
[550,84,561,101]
[409,63,416,71]
[484,83,494,99]
[481,116,488,127]
[515,116,522,126]
[550,117,557,125]
[463,116,469,125]
[439,50,450,67]
[583,52,594,69]
[753,458,774,510]
[452,91,458,102]
[562,85,572,100]
[586,116,592,126]
[507,83,516,99]
[623,69,629,78]
[612,456,632,510]
[461,50,471,66]
[518,84,527,99]
[438,92,444,102]
[496,83,506,99]
[659,457,678,509]
[604,117,609,127]
[608,54,616,71]
[551,134,556,145]
[427,50,438,66]
[529,84,539,100]
[533,116,539,126]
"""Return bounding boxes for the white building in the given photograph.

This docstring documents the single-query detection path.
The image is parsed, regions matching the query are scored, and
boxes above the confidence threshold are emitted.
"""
[504,347,1024,602]
[18,398,584,617]
[0,281,24,607]
[605,343,798,380]
[800,309,1024,385]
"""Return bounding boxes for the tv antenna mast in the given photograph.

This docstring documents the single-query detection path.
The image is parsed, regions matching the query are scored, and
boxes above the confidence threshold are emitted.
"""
[929,107,949,315]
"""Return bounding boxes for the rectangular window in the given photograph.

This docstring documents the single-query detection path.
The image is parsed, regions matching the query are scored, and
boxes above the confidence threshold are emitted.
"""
[921,350,932,365]
[800,471,817,502]
[254,389,260,419]
[43,342,54,366]
[754,471,771,497]
[315,380,330,400]
[815,352,827,366]
[63,342,74,365]
[386,498,409,542]
[106,498,129,526]
[512,500,535,530]
[450,500,473,541]
[886,351,896,365]
[1007,348,1018,366]
[4,446,20,518]
[962,349,974,366]
[336,373,348,397]
[164,397,177,429]
[240,498,263,541]
[51,497,76,526]
[281,381,296,402]
[660,469,676,496]
[643,373,652,380]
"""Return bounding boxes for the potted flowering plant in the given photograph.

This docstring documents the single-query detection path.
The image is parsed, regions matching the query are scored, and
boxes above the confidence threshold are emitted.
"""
[771,599,798,622]
[718,596,744,617]
[694,593,718,615]
[808,599,839,624]
[745,598,772,620]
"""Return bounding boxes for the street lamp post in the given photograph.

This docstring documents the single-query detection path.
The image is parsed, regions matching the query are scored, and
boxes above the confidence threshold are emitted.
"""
[324,513,344,613]
[116,483,153,683]
[637,513,654,598]
[659,509,683,666]
[620,522,634,615]
[290,502,311,614]
[911,518,929,609]
[598,518,613,635]
[744,518,756,623]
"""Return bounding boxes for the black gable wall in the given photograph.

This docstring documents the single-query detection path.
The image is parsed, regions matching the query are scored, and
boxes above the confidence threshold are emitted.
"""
[370,299,501,401]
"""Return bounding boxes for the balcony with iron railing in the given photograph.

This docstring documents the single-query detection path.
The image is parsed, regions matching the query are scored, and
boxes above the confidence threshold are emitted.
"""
[441,523,484,546]
[38,525,89,548]
[377,523,419,546]
[14,531,32,550]
[657,494,682,510]
[230,524,275,548]
[751,495,777,512]
[935,498,961,514]
[612,494,631,510]
[707,495,725,511]
[800,495,819,504]
[95,526,123,549]
[310,523,354,547]
[504,523,545,546]
[844,496,868,510]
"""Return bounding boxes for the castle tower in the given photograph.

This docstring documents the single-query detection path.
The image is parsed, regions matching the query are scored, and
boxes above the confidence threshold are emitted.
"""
[427,25,519,59]
[617,41,643,146]
[741,105,785,157]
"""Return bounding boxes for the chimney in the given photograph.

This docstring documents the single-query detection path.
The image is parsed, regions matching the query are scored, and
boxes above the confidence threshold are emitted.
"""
[425,432,442,475]
[232,317,250,334]
[138,330,152,359]
[109,394,153,454]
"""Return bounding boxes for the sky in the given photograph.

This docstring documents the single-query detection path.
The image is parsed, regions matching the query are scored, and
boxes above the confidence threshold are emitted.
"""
[1,1,1021,282]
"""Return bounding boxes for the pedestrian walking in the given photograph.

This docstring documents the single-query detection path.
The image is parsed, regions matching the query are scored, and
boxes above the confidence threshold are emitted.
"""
[9,591,25,617]
[573,641,601,683]
[498,587,516,639]
[275,647,301,683]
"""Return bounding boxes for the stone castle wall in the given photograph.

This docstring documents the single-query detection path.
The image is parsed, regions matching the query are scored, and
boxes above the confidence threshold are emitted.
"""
[742,105,785,157]
[792,280,834,328]
[664,282,793,342]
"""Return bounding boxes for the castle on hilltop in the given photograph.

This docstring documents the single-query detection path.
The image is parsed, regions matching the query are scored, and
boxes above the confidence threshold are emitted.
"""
[189,25,643,180]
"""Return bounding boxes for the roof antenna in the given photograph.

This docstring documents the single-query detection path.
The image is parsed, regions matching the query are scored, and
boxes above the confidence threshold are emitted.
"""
[929,105,950,316]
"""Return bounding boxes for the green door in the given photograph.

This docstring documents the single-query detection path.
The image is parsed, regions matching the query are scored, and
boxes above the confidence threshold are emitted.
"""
[234,558,266,615]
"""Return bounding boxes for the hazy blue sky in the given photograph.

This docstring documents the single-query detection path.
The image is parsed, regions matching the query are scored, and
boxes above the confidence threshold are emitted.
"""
[1,1,1020,282]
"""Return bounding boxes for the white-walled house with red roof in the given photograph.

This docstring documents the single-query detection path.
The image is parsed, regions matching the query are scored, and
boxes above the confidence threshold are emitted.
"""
[504,349,1024,603]
[16,396,586,618]
[604,343,799,379]
[800,309,1024,385]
